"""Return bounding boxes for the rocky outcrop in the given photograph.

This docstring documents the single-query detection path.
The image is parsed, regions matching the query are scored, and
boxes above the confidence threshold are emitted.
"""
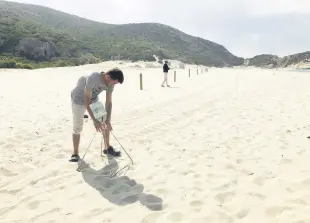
[245,52,310,68]
[277,51,310,68]
[246,54,280,68]
[18,38,59,61]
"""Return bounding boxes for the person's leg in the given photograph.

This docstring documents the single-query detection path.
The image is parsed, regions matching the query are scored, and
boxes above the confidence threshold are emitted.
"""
[72,134,80,155]
[70,102,86,161]
[103,128,110,148]
[161,72,167,87]
[166,72,170,87]
[102,123,121,157]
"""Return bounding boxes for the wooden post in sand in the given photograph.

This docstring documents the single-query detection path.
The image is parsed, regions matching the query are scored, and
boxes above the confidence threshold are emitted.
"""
[197,68,198,75]
[174,71,176,82]
[189,69,191,77]
[140,73,143,90]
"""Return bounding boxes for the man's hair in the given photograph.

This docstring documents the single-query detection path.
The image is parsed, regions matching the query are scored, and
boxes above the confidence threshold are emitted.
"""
[107,68,124,84]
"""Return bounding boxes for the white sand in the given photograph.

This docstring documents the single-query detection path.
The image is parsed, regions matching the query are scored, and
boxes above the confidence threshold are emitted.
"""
[1,62,310,223]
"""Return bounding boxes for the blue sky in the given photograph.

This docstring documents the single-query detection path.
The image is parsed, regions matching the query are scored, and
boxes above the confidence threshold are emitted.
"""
[6,0,310,58]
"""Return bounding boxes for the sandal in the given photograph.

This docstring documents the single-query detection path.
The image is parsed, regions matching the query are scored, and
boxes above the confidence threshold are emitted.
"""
[69,154,80,162]
[103,146,121,157]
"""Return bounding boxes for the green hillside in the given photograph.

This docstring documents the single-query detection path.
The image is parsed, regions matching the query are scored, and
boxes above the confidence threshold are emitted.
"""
[0,0,244,69]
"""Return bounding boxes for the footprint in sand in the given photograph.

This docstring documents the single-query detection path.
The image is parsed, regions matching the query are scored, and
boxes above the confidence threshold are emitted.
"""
[166,212,183,222]
[43,175,68,188]
[157,157,165,162]
[53,153,66,159]
[190,216,214,223]
[29,170,59,186]
[287,198,307,205]
[168,169,176,174]
[188,162,197,168]
[146,175,153,180]
[3,143,14,149]
[156,188,169,195]
[0,205,15,216]
[236,208,249,219]
[194,180,202,186]
[193,173,201,179]
[31,208,61,222]
[265,206,293,217]
[102,207,113,213]
[301,178,310,186]
[88,208,104,216]
[293,221,307,223]
[0,188,21,195]
[249,192,266,200]
[280,145,288,150]
[190,200,204,211]
[0,167,18,177]
[253,176,267,186]
[182,169,195,176]
[27,200,40,210]
[163,164,170,169]
[190,200,204,207]
[225,162,237,170]
[53,143,63,148]
[212,183,231,191]
[280,158,292,164]
[214,191,235,205]
[217,211,234,223]
[236,159,243,164]
[141,212,162,223]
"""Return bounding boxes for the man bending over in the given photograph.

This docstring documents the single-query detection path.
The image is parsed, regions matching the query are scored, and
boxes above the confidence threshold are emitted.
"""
[69,68,124,162]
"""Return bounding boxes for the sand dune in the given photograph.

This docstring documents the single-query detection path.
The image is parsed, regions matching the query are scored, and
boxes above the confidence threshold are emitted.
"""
[1,62,310,223]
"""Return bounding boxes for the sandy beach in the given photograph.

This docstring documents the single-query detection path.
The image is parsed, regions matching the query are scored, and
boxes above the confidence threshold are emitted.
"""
[1,61,310,223]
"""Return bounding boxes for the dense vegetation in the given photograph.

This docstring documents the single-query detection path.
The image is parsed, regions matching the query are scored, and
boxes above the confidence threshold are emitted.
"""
[0,1,244,69]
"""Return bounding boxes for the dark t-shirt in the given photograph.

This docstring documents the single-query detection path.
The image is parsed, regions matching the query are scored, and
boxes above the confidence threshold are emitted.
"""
[163,64,169,73]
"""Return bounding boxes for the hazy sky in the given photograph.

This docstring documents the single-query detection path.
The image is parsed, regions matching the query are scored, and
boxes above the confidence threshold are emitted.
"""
[6,0,310,58]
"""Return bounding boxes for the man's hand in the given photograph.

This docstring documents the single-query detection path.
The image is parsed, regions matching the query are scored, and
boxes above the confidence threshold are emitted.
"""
[93,119,104,132]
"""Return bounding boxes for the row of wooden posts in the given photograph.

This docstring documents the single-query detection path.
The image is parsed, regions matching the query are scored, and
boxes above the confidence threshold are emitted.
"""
[139,68,205,90]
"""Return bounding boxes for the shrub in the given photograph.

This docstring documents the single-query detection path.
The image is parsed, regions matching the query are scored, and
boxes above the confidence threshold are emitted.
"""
[0,60,17,68]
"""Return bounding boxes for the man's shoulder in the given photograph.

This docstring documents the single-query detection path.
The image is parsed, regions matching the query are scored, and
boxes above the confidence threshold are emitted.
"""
[85,72,101,89]
[89,71,100,77]
[87,72,101,81]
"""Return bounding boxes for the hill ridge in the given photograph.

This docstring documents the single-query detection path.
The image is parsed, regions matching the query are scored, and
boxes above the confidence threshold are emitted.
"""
[0,0,244,68]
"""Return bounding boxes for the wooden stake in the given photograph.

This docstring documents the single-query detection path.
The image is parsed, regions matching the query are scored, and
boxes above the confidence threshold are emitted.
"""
[140,73,143,90]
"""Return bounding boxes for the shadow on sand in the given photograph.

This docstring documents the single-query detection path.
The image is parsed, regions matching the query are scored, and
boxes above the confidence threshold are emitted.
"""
[77,158,163,211]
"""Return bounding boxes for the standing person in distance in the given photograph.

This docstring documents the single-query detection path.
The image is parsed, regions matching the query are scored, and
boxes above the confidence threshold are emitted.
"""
[161,61,170,87]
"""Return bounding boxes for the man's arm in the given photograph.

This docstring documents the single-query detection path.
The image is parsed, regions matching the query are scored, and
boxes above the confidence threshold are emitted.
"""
[84,87,96,121]
[105,91,112,123]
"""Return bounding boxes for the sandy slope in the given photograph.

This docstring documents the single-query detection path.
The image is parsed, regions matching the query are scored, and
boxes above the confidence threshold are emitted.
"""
[1,63,310,223]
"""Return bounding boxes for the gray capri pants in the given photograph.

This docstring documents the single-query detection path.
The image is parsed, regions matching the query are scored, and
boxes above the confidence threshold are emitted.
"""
[71,101,86,134]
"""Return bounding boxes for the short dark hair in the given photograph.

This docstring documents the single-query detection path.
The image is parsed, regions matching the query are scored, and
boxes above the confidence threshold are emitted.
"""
[107,68,124,84]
